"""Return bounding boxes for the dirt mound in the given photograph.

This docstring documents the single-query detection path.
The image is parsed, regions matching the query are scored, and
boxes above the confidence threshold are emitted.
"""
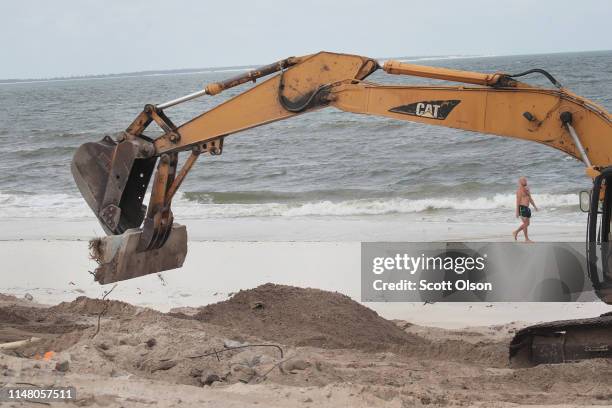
[50,296,138,317]
[195,284,423,351]
[0,294,19,302]
[0,303,89,351]
[408,338,509,367]
[0,307,30,324]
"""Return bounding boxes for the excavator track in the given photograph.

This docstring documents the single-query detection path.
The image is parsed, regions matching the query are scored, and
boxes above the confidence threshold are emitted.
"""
[509,313,612,366]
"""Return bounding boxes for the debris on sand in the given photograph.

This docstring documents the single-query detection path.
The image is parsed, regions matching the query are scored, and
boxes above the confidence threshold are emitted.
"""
[199,372,221,386]
[280,359,310,373]
[150,359,177,373]
[1,290,610,407]
[0,337,41,350]
[195,283,422,351]
[55,360,70,372]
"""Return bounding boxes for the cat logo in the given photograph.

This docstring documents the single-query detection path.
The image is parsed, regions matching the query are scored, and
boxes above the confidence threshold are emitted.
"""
[415,102,440,118]
[388,100,461,120]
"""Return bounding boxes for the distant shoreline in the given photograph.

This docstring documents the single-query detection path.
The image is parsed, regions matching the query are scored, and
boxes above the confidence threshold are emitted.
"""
[2,49,610,85]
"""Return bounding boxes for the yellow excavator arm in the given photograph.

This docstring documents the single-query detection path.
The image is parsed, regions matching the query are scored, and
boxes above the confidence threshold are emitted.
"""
[153,52,610,166]
[71,51,612,284]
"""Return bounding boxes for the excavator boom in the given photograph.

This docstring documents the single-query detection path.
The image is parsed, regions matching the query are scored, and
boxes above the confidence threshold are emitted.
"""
[72,51,611,288]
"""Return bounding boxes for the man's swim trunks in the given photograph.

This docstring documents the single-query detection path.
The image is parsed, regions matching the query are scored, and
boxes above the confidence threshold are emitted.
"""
[519,205,531,218]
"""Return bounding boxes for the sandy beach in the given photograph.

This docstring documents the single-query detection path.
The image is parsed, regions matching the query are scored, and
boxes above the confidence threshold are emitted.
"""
[0,218,607,328]
[1,284,611,407]
[3,218,611,407]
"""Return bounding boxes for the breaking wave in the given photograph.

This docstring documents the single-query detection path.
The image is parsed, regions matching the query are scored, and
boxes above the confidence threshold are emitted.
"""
[0,191,580,220]
[176,192,580,218]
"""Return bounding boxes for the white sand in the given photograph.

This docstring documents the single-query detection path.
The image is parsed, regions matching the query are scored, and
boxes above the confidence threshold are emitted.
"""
[1,217,609,329]
[0,216,587,241]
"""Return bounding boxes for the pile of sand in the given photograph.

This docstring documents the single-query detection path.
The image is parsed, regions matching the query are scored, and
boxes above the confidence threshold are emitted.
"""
[49,296,139,317]
[194,283,423,351]
[2,290,612,406]
[0,307,29,325]
[0,294,19,303]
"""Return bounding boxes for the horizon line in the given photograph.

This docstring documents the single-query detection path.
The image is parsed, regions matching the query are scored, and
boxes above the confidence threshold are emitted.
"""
[1,48,610,84]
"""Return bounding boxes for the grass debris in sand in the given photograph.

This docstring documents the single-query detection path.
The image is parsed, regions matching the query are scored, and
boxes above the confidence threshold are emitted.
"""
[1,286,611,407]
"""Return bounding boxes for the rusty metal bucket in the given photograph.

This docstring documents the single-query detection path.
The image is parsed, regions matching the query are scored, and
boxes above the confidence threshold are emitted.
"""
[71,136,188,284]
[89,224,188,284]
[71,135,156,234]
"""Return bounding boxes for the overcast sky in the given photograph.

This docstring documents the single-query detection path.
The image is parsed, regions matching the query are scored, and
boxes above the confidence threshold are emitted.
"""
[2,0,610,79]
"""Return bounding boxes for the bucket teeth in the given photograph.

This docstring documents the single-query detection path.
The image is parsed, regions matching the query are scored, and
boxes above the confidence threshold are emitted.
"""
[89,224,188,284]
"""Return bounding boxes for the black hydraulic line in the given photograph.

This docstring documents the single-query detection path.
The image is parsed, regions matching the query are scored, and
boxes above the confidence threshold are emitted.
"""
[278,70,332,113]
[507,68,563,89]
[187,343,284,360]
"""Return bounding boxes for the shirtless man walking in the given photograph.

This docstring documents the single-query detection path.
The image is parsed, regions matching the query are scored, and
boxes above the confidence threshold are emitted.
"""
[513,176,538,242]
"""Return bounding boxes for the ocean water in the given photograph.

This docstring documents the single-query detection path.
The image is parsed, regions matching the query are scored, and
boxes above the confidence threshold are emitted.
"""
[0,51,610,227]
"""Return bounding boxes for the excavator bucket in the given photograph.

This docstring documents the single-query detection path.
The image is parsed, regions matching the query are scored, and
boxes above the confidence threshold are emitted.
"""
[89,225,187,285]
[71,135,155,235]
[71,136,188,284]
